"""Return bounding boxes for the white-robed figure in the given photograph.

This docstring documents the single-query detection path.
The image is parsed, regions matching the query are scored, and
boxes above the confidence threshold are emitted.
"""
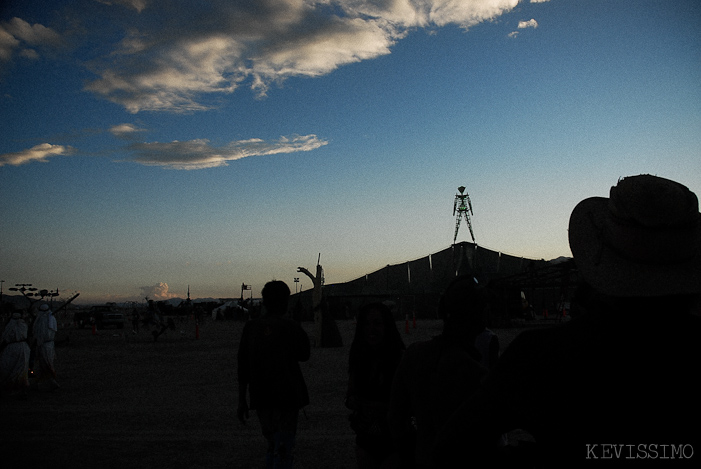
[32,303,60,391]
[0,312,31,397]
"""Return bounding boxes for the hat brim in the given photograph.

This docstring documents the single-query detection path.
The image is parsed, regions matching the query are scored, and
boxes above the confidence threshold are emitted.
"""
[568,197,701,297]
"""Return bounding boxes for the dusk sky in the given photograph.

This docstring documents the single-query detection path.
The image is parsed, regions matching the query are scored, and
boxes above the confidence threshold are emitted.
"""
[1,0,699,304]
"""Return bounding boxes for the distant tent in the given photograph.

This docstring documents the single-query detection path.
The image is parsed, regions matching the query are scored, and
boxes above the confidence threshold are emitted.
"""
[211,301,248,320]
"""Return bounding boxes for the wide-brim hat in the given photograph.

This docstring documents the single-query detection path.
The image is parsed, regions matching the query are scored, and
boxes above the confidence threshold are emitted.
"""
[568,174,701,297]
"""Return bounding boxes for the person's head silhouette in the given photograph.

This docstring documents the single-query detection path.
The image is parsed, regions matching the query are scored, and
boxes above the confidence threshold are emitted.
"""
[261,280,290,316]
[438,275,487,339]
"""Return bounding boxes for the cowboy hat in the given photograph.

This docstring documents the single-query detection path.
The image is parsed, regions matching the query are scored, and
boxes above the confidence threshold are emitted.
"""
[568,174,701,297]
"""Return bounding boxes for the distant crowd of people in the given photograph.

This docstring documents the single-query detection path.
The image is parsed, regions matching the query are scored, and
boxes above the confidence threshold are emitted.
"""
[236,174,701,468]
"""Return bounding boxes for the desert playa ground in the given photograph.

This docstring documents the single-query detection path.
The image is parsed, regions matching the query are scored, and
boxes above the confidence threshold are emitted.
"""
[1,317,526,469]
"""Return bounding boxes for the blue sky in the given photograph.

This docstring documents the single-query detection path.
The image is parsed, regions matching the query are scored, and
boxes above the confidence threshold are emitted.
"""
[1,0,700,304]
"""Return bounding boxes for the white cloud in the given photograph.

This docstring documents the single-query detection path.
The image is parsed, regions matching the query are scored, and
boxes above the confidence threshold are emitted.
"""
[97,0,148,13]
[3,17,62,46]
[0,26,20,62]
[86,34,245,113]
[250,17,397,96]
[530,0,550,3]
[518,18,538,29]
[139,282,178,301]
[509,17,538,37]
[84,0,522,112]
[424,0,519,28]
[0,143,73,166]
[126,134,328,170]
[19,48,39,59]
[343,0,519,29]
[0,132,327,170]
[0,17,62,63]
[109,123,147,137]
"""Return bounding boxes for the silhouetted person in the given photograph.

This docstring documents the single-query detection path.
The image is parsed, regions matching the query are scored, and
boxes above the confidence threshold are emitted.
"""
[0,311,31,398]
[388,275,488,468]
[194,306,204,324]
[320,298,343,347]
[145,300,167,342]
[237,280,310,468]
[346,302,405,468]
[131,308,139,333]
[31,303,59,391]
[435,174,701,467]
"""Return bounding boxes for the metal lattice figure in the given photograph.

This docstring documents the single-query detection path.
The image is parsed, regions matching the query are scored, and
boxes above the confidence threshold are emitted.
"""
[453,185,475,243]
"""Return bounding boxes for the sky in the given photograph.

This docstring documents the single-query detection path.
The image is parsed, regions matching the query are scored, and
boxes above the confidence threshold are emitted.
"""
[1,0,699,304]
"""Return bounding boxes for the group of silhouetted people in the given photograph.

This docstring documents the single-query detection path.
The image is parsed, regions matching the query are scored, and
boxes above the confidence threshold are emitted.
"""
[1,303,60,398]
[237,174,700,468]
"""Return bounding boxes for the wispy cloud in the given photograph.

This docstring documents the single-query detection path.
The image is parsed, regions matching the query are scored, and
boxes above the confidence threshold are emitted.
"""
[109,123,147,138]
[126,134,328,170]
[530,0,550,3]
[0,143,73,166]
[0,17,62,63]
[82,0,519,113]
[0,129,326,169]
[96,0,148,13]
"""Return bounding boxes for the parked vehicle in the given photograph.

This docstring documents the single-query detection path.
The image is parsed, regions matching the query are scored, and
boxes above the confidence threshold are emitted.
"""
[74,305,125,329]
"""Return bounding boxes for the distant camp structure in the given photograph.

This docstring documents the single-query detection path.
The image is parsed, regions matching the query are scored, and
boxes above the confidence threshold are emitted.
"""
[290,241,578,328]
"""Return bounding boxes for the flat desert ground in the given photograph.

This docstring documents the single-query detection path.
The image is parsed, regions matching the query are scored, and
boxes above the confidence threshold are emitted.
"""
[1,317,525,468]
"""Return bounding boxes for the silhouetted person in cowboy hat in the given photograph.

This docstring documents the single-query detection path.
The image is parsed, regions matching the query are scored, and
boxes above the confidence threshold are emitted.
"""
[434,175,701,467]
